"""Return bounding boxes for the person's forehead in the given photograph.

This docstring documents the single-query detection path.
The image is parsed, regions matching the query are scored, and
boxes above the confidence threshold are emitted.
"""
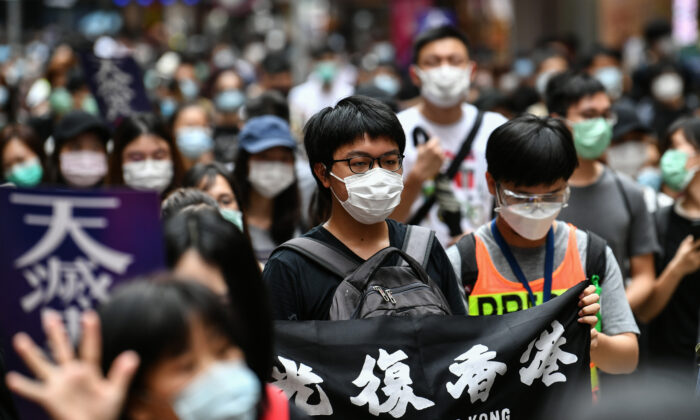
[334,135,399,156]
[418,37,469,60]
[573,92,610,112]
[502,179,568,194]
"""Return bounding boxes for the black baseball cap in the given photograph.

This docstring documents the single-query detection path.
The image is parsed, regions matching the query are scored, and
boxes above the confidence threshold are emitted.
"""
[53,110,110,147]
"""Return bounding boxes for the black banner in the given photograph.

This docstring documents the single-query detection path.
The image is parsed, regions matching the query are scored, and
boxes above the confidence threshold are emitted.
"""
[272,281,591,419]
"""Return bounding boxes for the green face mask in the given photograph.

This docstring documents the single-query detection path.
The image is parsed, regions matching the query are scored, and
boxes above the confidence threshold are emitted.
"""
[5,158,43,187]
[572,117,612,159]
[81,95,100,116]
[661,149,696,191]
[49,87,73,115]
[220,208,244,232]
[315,61,337,84]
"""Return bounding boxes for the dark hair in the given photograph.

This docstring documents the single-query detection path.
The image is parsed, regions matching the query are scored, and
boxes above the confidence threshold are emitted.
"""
[162,209,271,397]
[412,25,470,64]
[183,162,247,225]
[161,187,218,219]
[99,279,250,413]
[244,91,290,123]
[644,19,672,45]
[661,116,700,154]
[545,71,606,117]
[106,114,185,197]
[261,51,291,74]
[579,44,622,69]
[486,114,578,186]
[0,124,46,182]
[303,95,406,223]
[233,148,300,245]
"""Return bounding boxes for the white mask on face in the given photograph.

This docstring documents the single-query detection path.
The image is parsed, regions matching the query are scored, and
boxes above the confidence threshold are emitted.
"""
[122,159,174,193]
[330,167,404,225]
[651,73,684,102]
[248,161,295,198]
[497,202,561,241]
[415,64,472,108]
[606,141,648,177]
[60,150,107,187]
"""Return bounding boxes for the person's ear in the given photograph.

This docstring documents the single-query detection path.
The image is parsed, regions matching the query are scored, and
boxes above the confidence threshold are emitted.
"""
[409,65,422,87]
[468,61,477,83]
[485,172,497,196]
[313,163,331,188]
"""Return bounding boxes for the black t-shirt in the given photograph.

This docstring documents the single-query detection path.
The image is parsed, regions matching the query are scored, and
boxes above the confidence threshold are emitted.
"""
[263,219,466,320]
[649,207,700,385]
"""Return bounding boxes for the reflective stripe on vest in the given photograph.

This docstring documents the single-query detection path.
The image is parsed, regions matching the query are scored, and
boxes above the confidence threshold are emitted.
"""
[468,224,585,316]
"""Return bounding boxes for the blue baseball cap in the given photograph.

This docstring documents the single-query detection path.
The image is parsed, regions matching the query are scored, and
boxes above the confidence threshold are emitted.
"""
[239,115,297,154]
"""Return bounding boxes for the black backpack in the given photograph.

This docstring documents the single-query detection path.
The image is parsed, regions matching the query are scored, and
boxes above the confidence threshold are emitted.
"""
[277,225,452,320]
[455,229,608,300]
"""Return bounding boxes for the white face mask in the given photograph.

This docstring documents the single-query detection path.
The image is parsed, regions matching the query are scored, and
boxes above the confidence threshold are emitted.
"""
[122,159,174,193]
[415,64,472,108]
[651,73,683,102]
[60,150,107,187]
[497,202,561,241]
[330,167,404,225]
[248,161,295,198]
[606,141,648,177]
[594,66,624,100]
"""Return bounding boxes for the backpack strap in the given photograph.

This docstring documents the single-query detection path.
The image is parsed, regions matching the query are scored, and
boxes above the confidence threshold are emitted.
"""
[585,230,608,284]
[276,237,359,278]
[401,225,435,269]
[653,204,673,264]
[408,110,484,225]
[455,233,479,296]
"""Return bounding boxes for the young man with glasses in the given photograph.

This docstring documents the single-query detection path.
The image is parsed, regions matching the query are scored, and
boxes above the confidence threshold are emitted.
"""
[447,115,639,374]
[262,96,467,321]
[546,72,659,317]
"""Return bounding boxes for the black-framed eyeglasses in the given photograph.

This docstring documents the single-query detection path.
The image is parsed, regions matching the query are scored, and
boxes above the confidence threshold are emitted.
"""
[331,153,404,174]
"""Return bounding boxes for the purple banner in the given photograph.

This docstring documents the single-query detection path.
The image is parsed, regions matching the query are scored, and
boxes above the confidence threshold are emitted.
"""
[0,187,165,419]
[79,51,153,126]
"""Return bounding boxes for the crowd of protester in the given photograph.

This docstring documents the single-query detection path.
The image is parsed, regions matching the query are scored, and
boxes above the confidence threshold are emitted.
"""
[1,10,700,419]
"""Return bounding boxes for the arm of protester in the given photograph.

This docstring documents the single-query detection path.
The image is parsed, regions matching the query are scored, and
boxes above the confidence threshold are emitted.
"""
[637,236,700,323]
[262,252,304,321]
[429,239,467,315]
[5,311,139,420]
[578,286,638,374]
[589,332,639,374]
[392,137,444,222]
[625,253,656,315]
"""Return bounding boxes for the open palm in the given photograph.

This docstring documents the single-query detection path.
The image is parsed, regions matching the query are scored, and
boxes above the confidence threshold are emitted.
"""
[5,311,139,420]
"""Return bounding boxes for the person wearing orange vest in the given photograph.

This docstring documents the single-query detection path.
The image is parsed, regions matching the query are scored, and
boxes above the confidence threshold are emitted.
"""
[447,115,640,376]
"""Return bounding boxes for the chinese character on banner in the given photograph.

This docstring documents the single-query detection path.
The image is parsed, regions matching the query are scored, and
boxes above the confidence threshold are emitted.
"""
[351,349,434,418]
[0,187,165,420]
[79,52,152,126]
[519,320,579,387]
[271,356,333,416]
[446,344,507,403]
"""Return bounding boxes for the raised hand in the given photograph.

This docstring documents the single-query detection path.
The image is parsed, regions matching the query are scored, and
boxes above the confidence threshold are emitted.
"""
[5,310,139,420]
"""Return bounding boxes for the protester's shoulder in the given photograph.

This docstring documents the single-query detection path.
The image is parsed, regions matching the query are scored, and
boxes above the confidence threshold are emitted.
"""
[610,169,646,200]
[396,106,421,127]
[264,226,325,275]
[462,102,508,128]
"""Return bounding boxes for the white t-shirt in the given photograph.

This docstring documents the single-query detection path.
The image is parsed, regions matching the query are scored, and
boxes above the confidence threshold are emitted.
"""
[398,102,507,245]
[288,77,354,127]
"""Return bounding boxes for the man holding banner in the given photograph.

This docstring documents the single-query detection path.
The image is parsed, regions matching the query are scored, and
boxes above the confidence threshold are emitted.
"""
[448,115,640,375]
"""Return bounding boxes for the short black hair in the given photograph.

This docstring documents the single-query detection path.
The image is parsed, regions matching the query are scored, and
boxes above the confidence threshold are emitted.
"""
[304,95,405,222]
[580,44,622,69]
[486,114,578,186]
[161,187,218,219]
[261,51,291,74]
[662,116,700,153]
[244,90,290,122]
[545,71,606,117]
[412,25,470,64]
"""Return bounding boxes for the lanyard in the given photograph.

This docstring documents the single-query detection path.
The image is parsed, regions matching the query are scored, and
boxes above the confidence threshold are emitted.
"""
[490,219,554,307]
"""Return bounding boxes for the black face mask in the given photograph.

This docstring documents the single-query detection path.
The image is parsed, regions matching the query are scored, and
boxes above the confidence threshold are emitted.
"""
[214,125,240,135]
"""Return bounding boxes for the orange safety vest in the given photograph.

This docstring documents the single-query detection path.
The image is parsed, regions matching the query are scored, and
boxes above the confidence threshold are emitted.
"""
[468,224,585,316]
